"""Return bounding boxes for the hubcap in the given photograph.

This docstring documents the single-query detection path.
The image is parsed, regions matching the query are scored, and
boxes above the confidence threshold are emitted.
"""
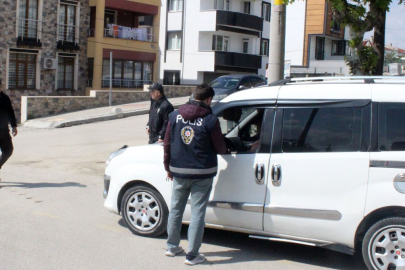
[369,225,405,270]
[126,191,161,232]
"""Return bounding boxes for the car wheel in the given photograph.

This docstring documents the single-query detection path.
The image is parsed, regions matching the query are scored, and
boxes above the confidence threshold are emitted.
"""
[121,185,168,237]
[362,217,405,270]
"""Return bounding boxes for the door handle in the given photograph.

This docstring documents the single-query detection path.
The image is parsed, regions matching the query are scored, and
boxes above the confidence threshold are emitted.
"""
[271,164,282,186]
[255,163,265,185]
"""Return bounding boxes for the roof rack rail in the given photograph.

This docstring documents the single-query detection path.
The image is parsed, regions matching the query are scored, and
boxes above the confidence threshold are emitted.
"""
[267,76,405,86]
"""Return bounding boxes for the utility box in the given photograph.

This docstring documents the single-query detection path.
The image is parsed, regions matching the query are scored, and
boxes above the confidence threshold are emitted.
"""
[389,63,402,76]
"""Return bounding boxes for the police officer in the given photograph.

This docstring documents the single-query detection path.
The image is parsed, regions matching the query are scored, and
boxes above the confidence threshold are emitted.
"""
[146,83,174,144]
[163,83,228,265]
[0,79,18,180]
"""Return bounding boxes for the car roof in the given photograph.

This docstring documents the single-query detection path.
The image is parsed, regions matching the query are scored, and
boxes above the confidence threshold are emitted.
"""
[216,74,262,79]
[218,76,405,104]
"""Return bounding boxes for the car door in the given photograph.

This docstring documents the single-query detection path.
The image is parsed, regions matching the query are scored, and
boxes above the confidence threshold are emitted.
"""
[203,105,275,231]
[263,84,372,246]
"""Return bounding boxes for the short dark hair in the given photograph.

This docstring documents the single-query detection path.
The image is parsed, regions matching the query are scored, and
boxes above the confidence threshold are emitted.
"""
[148,82,164,94]
[193,83,215,101]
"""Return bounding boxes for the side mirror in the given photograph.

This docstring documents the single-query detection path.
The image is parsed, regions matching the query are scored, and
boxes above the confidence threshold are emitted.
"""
[238,85,247,90]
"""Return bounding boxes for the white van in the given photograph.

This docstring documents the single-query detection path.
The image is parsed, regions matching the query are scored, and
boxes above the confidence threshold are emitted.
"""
[104,76,405,270]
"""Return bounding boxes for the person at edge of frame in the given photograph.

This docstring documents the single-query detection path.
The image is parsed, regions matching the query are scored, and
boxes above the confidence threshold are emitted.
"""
[163,83,228,265]
[146,83,174,144]
[0,78,18,181]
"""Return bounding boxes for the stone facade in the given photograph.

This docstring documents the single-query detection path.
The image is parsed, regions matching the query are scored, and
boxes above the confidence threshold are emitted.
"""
[0,0,90,123]
[21,86,194,122]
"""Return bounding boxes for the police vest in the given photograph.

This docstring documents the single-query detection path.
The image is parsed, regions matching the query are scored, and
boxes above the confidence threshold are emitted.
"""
[169,111,219,179]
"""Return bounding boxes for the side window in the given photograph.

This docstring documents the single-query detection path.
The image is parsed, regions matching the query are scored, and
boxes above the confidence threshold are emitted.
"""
[378,103,405,151]
[250,76,265,87]
[217,107,265,153]
[238,78,251,89]
[282,107,363,153]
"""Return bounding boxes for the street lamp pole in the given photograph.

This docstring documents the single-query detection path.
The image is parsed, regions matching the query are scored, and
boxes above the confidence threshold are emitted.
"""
[268,0,286,84]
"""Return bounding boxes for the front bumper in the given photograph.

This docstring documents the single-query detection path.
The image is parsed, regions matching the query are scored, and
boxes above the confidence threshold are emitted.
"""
[103,174,111,199]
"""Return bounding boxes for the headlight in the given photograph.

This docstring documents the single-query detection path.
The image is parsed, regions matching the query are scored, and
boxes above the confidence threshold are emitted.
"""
[213,94,228,100]
[106,145,128,167]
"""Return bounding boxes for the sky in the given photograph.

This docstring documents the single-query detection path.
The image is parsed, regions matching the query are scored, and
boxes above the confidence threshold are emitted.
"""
[364,3,405,49]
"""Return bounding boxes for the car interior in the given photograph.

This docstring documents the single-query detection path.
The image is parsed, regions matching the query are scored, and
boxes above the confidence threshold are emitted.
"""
[218,107,265,153]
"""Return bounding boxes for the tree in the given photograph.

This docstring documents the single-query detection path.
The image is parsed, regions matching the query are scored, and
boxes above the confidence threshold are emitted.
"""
[286,0,405,75]
[385,50,401,64]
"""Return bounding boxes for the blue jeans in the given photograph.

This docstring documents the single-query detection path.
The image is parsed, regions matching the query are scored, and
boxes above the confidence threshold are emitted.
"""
[167,177,213,257]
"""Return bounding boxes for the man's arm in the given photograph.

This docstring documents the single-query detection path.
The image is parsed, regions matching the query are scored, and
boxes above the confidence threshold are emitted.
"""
[158,103,174,142]
[6,95,17,129]
[163,121,172,179]
[210,120,228,154]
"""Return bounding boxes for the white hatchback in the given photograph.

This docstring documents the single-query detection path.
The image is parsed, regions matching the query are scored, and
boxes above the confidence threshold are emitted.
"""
[104,76,405,270]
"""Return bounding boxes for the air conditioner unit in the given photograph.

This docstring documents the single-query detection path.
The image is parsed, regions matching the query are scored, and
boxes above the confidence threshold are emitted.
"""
[42,58,58,69]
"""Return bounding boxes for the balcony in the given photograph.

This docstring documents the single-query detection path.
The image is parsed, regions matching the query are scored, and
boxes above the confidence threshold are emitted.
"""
[57,24,80,50]
[216,10,263,37]
[17,18,42,47]
[104,26,156,42]
[215,51,262,73]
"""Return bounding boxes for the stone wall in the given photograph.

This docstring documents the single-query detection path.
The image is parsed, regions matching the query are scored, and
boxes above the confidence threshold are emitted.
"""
[21,86,194,122]
[0,0,90,123]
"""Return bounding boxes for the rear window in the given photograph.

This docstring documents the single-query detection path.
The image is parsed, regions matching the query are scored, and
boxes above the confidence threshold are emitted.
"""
[378,103,405,151]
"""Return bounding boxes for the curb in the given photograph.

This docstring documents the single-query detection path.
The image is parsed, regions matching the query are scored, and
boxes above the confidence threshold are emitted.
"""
[23,103,183,129]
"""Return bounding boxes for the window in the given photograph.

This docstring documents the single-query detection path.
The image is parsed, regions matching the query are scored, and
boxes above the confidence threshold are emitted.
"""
[315,37,325,60]
[8,52,37,89]
[168,31,182,50]
[332,40,346,56]
[378,103,405,151]
[282,107,363,153]
[262,2,271,22]
[18,0,39,39]
[239,77,251,89]
[87,58,94,87]
[215,0,230,10]
[244,2,251,14]
[104,10,116,28]
[243,39,249,54]
[212,35,229,51]
[164,71,180,85]
[57,56,75,89]
[217,107,265,153]
[250,76,266,87]
[260,39,269,56]
[169,0,183,11]
[58,3,77,43]
[102,59,153,88]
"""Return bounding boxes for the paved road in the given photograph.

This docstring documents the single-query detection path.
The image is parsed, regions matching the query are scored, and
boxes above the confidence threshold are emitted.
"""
[0,115,367,270]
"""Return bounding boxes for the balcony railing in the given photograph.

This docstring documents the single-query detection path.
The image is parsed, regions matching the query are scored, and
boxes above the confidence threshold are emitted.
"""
[215,51,262,70]
[57,24,79,44]
[17,18,41,40]
[101,79,152,88]
[104,25,156,42]
[216,10,263,36]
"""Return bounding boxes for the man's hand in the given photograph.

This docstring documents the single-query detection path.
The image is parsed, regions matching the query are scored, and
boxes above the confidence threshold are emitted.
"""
[11,127,17,137]
[166,171,173,181]
[158,139,164,143]
[146,127,150,135]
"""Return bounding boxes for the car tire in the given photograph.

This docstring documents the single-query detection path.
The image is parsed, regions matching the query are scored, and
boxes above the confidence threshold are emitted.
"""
[121,185,168,237]
[362,217,405,270]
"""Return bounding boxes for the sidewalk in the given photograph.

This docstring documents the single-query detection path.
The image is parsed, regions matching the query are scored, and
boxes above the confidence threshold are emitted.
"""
[22,96,190,129]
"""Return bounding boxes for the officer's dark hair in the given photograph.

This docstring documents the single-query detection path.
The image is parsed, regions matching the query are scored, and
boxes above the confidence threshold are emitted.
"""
[193,83,215,101]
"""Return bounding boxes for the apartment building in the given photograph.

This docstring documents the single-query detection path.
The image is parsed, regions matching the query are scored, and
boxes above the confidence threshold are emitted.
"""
[285,0,351,76]
[159,0,271,85]
[0,0,89,121]
[87,0,160,92]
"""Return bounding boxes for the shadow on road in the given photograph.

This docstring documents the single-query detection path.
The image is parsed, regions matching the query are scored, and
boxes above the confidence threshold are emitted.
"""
[117,219,366,269]
[0,181,87,189]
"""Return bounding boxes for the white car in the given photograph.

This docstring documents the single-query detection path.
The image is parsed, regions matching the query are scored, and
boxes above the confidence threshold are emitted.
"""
[104,76,405,270]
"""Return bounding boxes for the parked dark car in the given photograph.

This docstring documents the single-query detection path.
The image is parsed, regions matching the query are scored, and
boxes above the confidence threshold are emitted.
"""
[191,74,267,106]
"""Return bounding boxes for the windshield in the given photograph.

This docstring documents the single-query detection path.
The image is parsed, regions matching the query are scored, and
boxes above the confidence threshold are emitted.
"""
[210,77,240,89]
